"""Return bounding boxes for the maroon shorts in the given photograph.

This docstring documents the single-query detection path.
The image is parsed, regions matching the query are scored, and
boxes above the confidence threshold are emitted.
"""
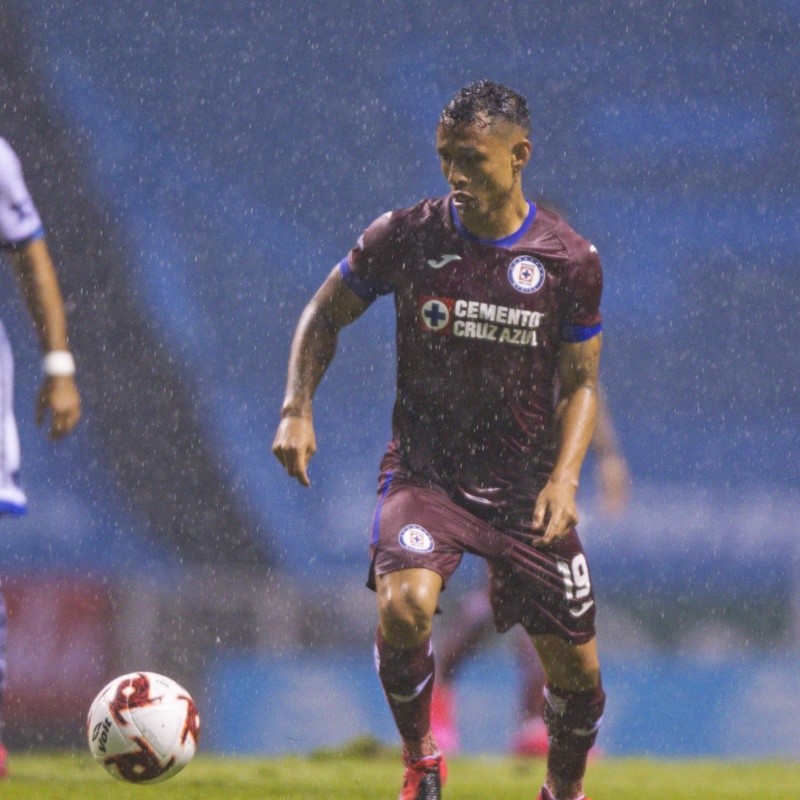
[367,461,596,644]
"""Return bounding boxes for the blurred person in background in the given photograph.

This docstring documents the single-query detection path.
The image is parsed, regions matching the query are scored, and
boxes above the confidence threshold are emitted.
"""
[274,80,608,800]
[431,387,629,757]
[0,136,82,777]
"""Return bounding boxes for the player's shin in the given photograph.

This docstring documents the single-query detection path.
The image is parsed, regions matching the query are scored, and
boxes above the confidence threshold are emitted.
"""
[542,680,605,799]
[375,627,438,759]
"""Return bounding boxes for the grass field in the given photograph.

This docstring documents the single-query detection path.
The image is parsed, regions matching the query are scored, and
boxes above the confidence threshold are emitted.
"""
[3,750,800,800]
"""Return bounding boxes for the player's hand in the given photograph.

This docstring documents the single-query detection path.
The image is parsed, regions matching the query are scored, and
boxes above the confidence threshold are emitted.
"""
[596,452,630,517]
[532,477,579,548]
[36,375,81,440]
[272,414,316,487]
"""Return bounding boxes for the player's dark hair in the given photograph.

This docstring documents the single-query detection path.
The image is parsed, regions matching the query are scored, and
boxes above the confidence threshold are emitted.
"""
[439,80,531,134]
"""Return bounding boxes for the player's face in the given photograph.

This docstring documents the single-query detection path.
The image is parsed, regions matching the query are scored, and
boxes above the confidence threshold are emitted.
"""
[436,118,529,223]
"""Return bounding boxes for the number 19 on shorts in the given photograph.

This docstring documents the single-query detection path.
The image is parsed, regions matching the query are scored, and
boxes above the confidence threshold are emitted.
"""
[557,554,591,601]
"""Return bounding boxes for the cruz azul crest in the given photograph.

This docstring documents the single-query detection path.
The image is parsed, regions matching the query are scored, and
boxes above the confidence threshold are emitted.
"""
[508,256,545,294]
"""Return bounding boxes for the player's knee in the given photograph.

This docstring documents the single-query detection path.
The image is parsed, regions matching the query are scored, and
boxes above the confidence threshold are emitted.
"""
[543,680,606,746]
[378,584,436,647]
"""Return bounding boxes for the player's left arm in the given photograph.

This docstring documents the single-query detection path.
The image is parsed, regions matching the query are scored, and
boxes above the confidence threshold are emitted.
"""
[10,237,81,439]
[532,333,602,547]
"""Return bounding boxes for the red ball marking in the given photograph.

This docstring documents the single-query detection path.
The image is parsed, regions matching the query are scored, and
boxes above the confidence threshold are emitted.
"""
[104,736,176,783]
[179,695,201,746]
[108,673,155,726]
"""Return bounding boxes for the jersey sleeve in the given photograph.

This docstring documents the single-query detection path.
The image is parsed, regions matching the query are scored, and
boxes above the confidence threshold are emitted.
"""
[0,138,44,249]
[338,211,398,303]
[560,242,603,343]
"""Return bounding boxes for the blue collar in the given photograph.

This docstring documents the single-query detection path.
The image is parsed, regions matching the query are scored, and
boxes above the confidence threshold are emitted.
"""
[450,198,537,247]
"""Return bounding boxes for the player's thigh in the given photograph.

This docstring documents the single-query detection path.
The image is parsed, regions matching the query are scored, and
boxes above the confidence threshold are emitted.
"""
[371,478,469,589]
[488,529,597,642]
[529,633,600,690]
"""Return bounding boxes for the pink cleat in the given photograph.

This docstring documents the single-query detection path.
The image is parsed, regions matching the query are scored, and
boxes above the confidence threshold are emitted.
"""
[511,717,549,757]
[0,742,8,779]
[430,683,460,754]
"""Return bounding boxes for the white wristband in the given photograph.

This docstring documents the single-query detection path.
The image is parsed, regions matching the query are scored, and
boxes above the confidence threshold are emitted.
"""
[43,350,76,377]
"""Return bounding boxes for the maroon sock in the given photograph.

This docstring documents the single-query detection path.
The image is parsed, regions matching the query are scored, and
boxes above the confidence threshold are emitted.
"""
[375,627,436,746]
[543,681,605,786]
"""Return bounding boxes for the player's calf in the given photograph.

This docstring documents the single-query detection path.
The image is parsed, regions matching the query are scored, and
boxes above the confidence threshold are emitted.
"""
[542,680,605,800]
[375,627,438,758]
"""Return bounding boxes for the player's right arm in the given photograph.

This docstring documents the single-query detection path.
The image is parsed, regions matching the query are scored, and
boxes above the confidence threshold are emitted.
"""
[10,239,81,439]
[272,267,370,486]
[0,138,81,440]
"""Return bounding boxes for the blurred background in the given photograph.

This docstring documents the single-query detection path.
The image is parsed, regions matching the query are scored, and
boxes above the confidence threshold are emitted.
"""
[0,0,798,759]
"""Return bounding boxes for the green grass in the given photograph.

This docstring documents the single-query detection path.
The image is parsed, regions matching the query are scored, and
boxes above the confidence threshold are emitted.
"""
[3,750,799,799]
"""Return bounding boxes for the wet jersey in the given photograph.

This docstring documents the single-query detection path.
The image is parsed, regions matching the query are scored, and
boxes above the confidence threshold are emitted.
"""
[339,196,602,523]
[0,137,44,250]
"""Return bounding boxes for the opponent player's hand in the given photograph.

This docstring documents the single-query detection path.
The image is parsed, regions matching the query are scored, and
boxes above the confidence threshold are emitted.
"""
[532,477,579,548]
[272,414,316,487]
[36,375,81,440]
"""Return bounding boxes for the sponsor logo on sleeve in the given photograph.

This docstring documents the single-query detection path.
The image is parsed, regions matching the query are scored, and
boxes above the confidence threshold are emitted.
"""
[508,256,546,294]
[398,525,435,553]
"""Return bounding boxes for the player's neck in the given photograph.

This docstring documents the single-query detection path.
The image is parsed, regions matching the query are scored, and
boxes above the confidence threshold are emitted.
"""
[456,194,530,241]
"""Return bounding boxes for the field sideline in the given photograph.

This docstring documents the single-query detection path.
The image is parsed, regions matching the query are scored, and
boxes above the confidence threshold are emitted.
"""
[2,751,799,799]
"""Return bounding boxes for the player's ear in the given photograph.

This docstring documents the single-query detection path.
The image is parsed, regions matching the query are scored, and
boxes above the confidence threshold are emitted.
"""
[511,138,532,173]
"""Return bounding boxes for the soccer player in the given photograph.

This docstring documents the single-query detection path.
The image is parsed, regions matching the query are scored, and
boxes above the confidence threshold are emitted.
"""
[0,136,82,777]
[431,388,629,757]
[273,80,606,800]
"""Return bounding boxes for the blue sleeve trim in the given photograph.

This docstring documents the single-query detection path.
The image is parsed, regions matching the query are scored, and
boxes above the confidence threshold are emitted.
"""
[338,257,388,303]
[371,470,395,546]
[0,501,28,516]
[0,226,45,251]
[561,322,602,343]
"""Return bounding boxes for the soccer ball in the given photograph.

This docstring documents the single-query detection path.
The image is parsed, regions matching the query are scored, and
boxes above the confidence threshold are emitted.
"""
[87,671,200,784]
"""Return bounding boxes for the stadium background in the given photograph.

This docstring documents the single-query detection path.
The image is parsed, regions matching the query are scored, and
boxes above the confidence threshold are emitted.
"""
[0,0,798,758]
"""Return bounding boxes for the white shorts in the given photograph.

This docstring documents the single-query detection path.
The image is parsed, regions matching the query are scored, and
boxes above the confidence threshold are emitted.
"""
[0,320,27,515]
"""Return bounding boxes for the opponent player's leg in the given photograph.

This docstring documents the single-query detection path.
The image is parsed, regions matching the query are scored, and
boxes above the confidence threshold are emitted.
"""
[510,626,549,756]
[531,634,604,800]
[432,578,495,753]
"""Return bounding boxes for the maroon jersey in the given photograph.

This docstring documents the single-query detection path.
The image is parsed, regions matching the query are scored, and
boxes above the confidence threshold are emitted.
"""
[340,197,602,526]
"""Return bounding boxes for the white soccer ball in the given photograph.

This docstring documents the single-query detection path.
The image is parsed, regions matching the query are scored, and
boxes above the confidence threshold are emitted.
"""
[87,671,200,784]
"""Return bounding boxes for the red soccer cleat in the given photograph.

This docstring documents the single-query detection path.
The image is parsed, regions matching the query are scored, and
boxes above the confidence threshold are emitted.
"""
[430,682,460,754]
[0,742,8,779]
[399,752,447,800]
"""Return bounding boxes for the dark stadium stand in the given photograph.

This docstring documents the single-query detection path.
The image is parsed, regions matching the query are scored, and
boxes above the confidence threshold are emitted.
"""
[1,0,798,754]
